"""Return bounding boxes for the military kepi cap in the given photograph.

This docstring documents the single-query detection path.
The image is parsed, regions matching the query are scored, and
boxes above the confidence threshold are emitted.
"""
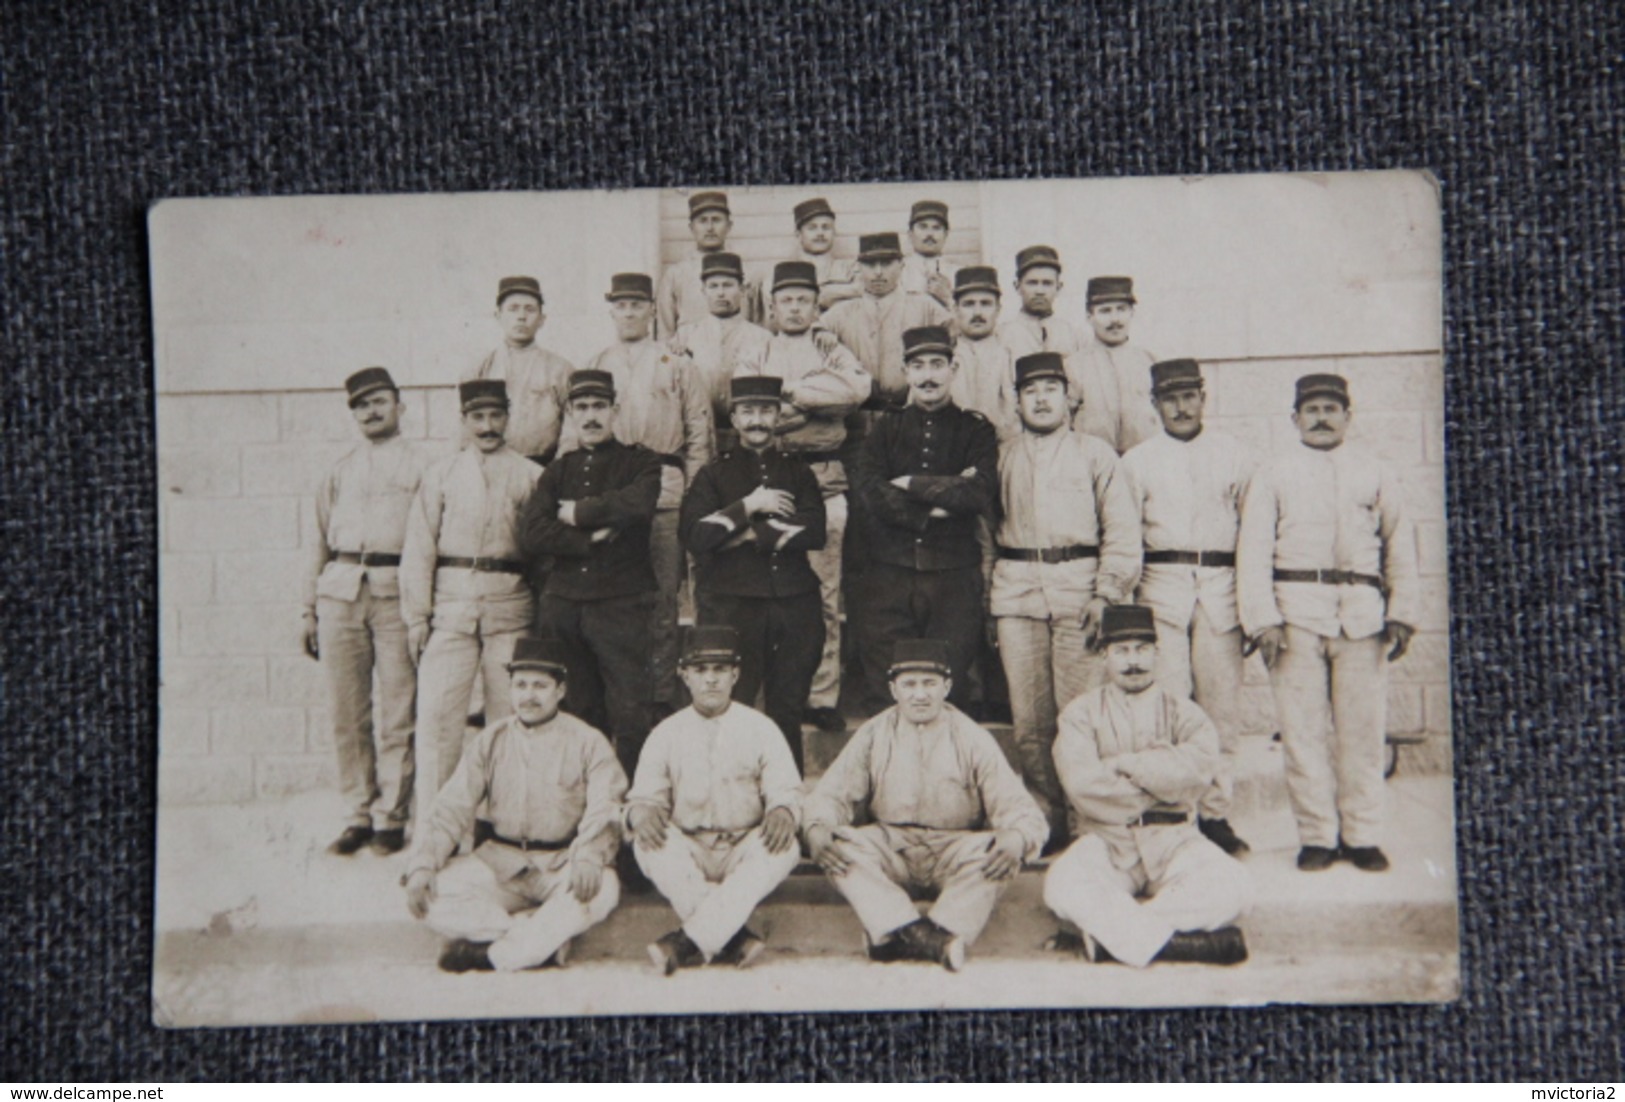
[508,636,570,677]
[567,369,616,402]
[953,266,1001,298]
[729,375,783,406]
[1150,358,1204,395]
[858,232,904,262]
[1294,372,1352,408]
[889,639,953,679]
[605,272,655,301]
[1086,276,1136,306]
[688,190,730,218]
[459,379,509,412]
[1015,352,1068,390]
[910,199,950,227]
[496,276,543,306]
[345,366,397,408]
[1015,244,1063,277]
[902,325,954,361]
[1101,605,1158,645]
[700,252,746,282]
[793,197,835,227]
[682,624,742,665]
[772,260,820,293]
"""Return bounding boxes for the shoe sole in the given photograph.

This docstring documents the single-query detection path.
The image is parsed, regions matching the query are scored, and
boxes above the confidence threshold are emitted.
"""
[647,942,677,976]
[942,938,966,973]
[735,938,767,970]
[553,939,572,969]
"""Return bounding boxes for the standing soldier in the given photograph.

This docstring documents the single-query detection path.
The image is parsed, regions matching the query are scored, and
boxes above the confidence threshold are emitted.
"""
[519,369,664,782]
[948,265,1023,444]
[734,260,875,734]
[668,252,771,452]
[1122,358,1256,856]
[1076,276,1160,453]
[992,353,1141,846]
[851,326,997,714]
[681,376,827,768]
[400,379,542,815]
[898,199,960,309]
[566,272,712,713]
[803,639,1048,971]
[1238,373,1420,872]
[626,626,804,974]
[463,276,574,464]
[658,190,739,338]
[787,196,861,311]
[819,232,952,408]
[303,367,425,856]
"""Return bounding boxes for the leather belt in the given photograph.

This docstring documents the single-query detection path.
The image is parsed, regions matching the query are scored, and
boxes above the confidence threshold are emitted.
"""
[436,555,525,575]
[998,544,1099,564]
[658,453,686,469]
[478,821,574,852]
[1273,568,1383,590]
[1144,550,1235,567]
[1129,809,1188,828]
[333,551,401,567]
[786,450,842,464]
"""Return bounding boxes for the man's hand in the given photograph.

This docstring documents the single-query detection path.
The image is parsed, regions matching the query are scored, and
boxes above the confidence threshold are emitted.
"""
[628,803,671,851]
[408,623,430,667]
[569,858,604,903]
[980,830,1025,882]
[404,869,436,920]
[1384,620,1415,662]
[301,611,320,661]
[805,825,851,876]
[743,486,795,518]
[762,806,798,855]
[666,332,690,357]
[1079,597,1110,649]
[928,507,950,518]
[588,526,618,543]
[926,271,953,306]
[556,500,577,527]
[890,475,912,491]
[811,329,839,355]
[959,466,978,478]
[1252,626,1289,670]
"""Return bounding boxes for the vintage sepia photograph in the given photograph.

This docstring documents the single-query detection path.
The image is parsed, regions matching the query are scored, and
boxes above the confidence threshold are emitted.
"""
[150,171,1456,1027]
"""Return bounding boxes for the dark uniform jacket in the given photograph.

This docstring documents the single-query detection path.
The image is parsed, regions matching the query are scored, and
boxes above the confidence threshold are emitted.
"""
[680,444,826,599]
[853,402,998,572]
[519,438,662,601]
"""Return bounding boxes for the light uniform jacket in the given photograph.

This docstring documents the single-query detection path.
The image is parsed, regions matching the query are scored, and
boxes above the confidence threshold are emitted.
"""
[1054,684,1220,872]
[672,313,772,428]
[1074,339,1160,454]
[950,332,1022,445]
[992,429,1142,621]
[659,253,763,337]
[565,338,714,510]
[804,706,1049,860]
[464,343,575,460]
[1121,428,1254,632]
[819,289,952,403]
[759,248,859,323]
[406,712,628,879]
[997,312,1122,447]
[1237,440,1420,641]
[399,446,542,634]
[305,434,426,606]
[734,331,873,494]
[625,703,803,834]
[899,254,960,303]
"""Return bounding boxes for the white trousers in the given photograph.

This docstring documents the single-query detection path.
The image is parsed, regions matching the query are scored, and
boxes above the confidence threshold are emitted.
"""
[805,492,847,709]
[635,823,800,958]
[1154,604,1246,819]
[826,824,1010,947]
[413,626,522,832]
[424,849,620,972]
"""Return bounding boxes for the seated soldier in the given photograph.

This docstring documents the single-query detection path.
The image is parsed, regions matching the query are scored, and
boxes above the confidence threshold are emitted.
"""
[626,626,803,974]
[1042,605,1251,966]
[402,636,627,973]
[802,639,1048,971]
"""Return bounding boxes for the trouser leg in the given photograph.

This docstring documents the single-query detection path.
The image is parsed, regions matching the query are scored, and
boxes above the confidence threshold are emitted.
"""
[998,616,1066,822]
[413,628,481,822]
[698,592,767,710]
[368,592,417,829]
[648,508,683,705]
[478,628,521,725]
[1269,625,1340,849]
[764,592,823,773]
[1042,835,1165,967]
[423,855,525,944]
[583,593,656,779]
[1153,613,1195,700]
[318,595,377,829]
[643,827,800,959]
[488,856,622,972]
[806,492,846,709]
[537,596,607,734]
[920,566,984,712]
[1329,633,1389,848]
[856,564,923,714]
[635,825,716,925]
[1143,832,1251,936]
[1050,612,1103,713]
[826,824,922,943]
[923,830,1009,946]
[1190,605,1246,820]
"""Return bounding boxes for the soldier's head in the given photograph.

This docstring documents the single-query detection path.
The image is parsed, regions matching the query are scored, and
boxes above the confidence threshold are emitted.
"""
[856,233,904,296]
[494,276,545,347]
[566,370,618,447]
[1101,606,1159,695]
[902,326,957,411]
[888,640,953,725]
[605,273,656,342]
[770,262,821,335]
[1014,353,1069,435]
[700,253,747,319]
[680,626,742,719]
[1150,359,1207,441]
[908,200,950,259]
[1291,373,1353,451]
[687,191,732,252]
[1086,277,1136,347]
[1014,246,1064,318]
[508,637,570,727]
[953,267,1002,340]
[729,376,783,452]
[459,379,510,453]
[794,198,837,257]
[344,367,404,442]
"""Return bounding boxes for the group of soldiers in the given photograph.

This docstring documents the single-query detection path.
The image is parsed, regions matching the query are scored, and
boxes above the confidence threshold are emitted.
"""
[300,189,1421,975]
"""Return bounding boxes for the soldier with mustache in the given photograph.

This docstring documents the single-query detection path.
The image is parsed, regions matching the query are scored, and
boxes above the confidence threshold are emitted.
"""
[898,199,960,309]
[1074,276,1162,454]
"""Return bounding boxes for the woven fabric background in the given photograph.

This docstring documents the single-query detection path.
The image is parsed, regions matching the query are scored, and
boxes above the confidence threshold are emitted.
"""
[2,0,1620,1081]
